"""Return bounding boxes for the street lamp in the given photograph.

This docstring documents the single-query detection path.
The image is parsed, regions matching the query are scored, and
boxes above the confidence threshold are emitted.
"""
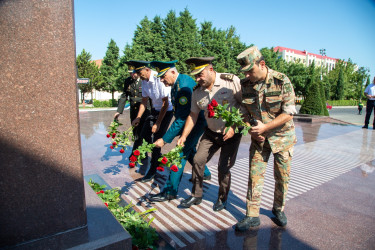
[319,48,326,80]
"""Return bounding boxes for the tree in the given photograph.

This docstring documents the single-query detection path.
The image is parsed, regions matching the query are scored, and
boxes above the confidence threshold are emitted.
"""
[285,62,308,98]
[76,49,102,103]
[335,67,345,100]
[319,82,329,116]
[299,82,323,115]
[100,39,120,100]
[163,11,180,62]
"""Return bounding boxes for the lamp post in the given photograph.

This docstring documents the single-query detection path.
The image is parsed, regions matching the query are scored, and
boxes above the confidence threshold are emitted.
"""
[319,48,326,80]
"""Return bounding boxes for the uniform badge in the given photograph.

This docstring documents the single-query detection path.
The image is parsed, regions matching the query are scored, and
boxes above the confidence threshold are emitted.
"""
[179,96,188,105]
[222,99,228,105]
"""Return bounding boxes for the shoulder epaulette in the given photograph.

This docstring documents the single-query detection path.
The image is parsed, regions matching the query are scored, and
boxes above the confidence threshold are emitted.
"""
[271,70,286,81]
[220,73,235,81]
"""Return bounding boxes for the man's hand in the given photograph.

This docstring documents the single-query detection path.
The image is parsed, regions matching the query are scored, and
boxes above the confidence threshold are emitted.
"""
[154,138,165,148]
[177,136,186,146]
[250,133,265,142]
[152,123,159,133]
[114,112,121,120]
[250,120,267,135]
[223,127,235,141]
[132,117,141,127]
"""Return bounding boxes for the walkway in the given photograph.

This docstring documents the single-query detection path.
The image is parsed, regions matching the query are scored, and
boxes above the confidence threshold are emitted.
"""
[80,109,375,249]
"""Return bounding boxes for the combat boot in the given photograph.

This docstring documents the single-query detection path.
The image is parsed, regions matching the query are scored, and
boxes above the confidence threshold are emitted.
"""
[235,216,260,231]
[272,208,287,227]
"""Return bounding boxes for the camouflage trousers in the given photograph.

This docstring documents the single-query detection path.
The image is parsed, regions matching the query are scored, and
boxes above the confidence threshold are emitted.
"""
[246,139,293,217]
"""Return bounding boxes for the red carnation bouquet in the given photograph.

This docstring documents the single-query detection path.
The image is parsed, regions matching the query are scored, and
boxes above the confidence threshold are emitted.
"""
[107,120,134,153]
[129,139,155,168]
[207,99,252,135]
[156,145,184,172]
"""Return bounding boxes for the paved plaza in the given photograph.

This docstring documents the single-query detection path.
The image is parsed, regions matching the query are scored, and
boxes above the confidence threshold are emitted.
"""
[79,107,375,249]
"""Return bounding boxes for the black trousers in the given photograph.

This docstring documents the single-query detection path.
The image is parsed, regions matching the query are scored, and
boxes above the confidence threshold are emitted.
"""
[132,109,173,176]
[364,100,375,126]
[130,102,150,141]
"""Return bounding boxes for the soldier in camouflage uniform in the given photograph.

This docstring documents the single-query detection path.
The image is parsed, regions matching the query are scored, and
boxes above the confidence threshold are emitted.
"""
[234,46,297,231]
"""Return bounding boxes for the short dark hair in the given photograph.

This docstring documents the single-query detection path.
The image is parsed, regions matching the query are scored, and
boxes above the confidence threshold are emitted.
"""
[255,56,265,65]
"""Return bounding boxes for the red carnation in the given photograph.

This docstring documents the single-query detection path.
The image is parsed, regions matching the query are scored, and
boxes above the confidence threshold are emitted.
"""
[161,157,168,164]
[106,134,110,138]
[120,148,125,154]
[130,155,137,162]
[96,190,105,194]
[208,110,215,118]
[211,99,218,107]
[112,141,117,146]
[112,135,116,139]
[112,133,116,137]
[207,104,213,111]
[170,165,178,172]
[104,202,109,207]
[156,166,164,172]
[110,146,114,149]
[129,162,135,168]
[133,150,140,156]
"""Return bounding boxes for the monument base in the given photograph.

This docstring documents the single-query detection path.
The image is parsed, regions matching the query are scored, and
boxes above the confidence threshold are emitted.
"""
[9,182,131,250]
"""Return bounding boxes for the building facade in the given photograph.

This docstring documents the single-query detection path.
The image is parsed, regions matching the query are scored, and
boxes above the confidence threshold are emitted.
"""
[274,46,338,73]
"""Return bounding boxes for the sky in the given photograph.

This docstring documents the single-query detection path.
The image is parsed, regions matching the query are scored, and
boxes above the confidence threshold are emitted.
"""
[74,0,375,77]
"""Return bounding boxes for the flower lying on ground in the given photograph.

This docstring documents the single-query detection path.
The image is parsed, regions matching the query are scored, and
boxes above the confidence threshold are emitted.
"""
[207,99,253,135]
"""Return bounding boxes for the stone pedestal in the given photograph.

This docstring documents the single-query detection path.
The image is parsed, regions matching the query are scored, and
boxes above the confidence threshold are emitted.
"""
[0,0,130,248]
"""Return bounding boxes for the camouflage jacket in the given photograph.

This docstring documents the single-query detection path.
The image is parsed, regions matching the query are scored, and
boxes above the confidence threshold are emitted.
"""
[242,67,297,153]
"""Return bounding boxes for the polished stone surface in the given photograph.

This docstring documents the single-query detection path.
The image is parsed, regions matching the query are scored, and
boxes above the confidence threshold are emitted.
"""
[80,109,375,249]
[0,0,85,247]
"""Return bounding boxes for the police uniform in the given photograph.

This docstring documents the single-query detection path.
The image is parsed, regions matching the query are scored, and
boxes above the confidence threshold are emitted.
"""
[183,57,243,209]
[237,46,297,221]
[148,61,211,200]
[117,62,151,141]
[129,60,174,182]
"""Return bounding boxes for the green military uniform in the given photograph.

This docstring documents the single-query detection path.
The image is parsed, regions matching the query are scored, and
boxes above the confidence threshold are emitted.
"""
[238,46,297,218]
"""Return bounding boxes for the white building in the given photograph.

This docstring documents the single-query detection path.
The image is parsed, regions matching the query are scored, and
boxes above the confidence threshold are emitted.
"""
[274,46,338,73]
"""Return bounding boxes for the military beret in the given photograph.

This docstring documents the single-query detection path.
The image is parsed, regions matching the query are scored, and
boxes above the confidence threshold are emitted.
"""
[185,57,215,75]
[236,46,263,72]
[128,60,151,72]
[150,60,178,77]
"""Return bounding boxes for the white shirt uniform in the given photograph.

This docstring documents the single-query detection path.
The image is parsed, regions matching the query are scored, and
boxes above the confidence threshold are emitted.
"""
[364,83,375,100]
[142,70,173,111]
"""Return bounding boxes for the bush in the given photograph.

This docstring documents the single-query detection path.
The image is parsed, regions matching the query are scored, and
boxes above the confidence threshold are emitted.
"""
[92,99,118,107]
[327,100,358,106]
[299,82,323,115]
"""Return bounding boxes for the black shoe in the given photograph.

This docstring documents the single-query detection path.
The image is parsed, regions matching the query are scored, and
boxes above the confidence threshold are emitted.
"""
[213,199,227,211]
[362,125,368,129]
[235,216,260,231]
[188,174,211,182]
[180,196,202,208]
[149,192,177,202]
[140,174,155,183]
[272,208,287,227]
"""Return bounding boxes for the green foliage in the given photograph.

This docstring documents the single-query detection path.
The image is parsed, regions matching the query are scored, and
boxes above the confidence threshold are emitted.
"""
[319,82,329,116]
[335,67,345,100]
[107,121,134,149]
[100,39,120,99]
[76,49,103,102]
[88,179,158,249]
[92,99,118,107]
[133,139,155,165]
[299,82,324,115]
[158,145,185,169]
[285,62,308,97]
[327,99,359,106]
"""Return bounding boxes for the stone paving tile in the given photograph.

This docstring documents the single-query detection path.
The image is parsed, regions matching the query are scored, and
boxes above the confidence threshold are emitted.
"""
[80,109,375,249]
